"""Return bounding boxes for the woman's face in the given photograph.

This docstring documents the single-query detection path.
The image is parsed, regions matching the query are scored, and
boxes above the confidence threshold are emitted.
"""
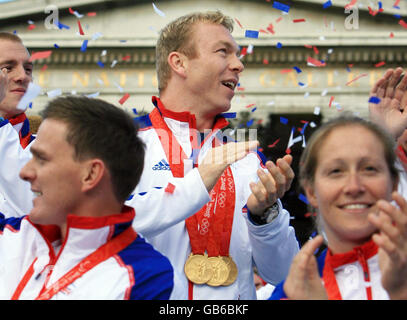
[304,125,397,250]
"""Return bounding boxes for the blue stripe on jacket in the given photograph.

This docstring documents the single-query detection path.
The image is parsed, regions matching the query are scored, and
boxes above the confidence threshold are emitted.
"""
[117,234,174,300]
[0,213,25,233]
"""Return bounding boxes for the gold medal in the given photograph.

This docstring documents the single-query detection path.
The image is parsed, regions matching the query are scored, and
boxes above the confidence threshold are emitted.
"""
[206,256,230,286]
[222,256,238,286]
[184,254,213,284]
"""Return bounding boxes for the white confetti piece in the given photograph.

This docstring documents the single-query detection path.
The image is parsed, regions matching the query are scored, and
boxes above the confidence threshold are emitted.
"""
[152,3,165,17]
[16,82,41,111]
[47,88,62,98]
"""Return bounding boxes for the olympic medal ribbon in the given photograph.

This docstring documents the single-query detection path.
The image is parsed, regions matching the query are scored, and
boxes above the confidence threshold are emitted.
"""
[33,227,137,300]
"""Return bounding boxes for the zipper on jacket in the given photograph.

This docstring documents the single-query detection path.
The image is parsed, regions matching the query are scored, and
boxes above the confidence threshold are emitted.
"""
[356,247,372,300]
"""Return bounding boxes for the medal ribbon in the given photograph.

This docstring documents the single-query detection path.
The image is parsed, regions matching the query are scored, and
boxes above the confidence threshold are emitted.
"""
[7,113,33,149]
[11,227,137,300]
[149,100,237,298]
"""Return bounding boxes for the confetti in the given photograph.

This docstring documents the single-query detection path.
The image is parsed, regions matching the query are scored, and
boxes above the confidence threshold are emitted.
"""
[152,3,165,17]
[293,19,306,23]
[245,30,259,39]
[77,20,85,35]
[345,0,358,10]
[221,112,237,118]
[28,50,52,62]
[164,183,176,194]
[92,32,103,41]
[80,40,88,52]
[132,108,138,115]
[97,61,105,68]
[267,138,280,148]
[85,92,100,98]
[293,66,302,73]
[280,69,292,74]
[272,1,290,13]
[368,96,381,104]
[47,88,62,98]
[54,44,60,49]
[235,18,243,29]
[56,20,70,30]
[307,56,326,67]
[280,117,288,124]
[374,61,386,68]
[266,23,275,34]
[246,119,254,127]
[87,12,97,17]
[245,103,256,109]
[119,93,130,105]
[276,42,283,49]
[323,0,332,9]
[299,193,309,204]
[329,96,334,108]
[314,106,321,115]
[399,19,407,29]
[346,73,368,86]
[16,82,41,111]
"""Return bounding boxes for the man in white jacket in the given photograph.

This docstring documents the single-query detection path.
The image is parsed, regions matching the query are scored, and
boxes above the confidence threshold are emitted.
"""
[125,11,299,299]
[0,96,177,300]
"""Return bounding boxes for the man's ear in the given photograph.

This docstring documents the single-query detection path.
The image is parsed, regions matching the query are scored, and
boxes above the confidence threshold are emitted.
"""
[167,51,188,78]
[304,182,319,209]
[81,159,105,193]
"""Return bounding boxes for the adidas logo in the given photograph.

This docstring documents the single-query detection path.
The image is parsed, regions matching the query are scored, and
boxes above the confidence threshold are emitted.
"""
[152,159,171,171]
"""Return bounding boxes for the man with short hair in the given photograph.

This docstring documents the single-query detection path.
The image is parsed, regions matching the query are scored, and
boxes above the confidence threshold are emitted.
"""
[0,32,34,148]
[126,11,299,299]
[0,32,36,218]
[0,96,176,300]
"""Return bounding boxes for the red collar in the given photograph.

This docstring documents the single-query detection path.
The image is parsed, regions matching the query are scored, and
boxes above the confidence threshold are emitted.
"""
[30,206,135,244]
[323,239,378,300]
[6,112,27,125]
[151,96,229,132]
[6,112,33,149]
[326,239,378,268]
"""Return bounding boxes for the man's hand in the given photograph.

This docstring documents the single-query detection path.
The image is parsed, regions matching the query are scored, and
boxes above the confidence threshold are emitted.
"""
[369,67,407,140]
[368,192,407,300]
[0,68,8,103]
[283,235,327,300]
[246,154,294,216]
[198,140,259,192]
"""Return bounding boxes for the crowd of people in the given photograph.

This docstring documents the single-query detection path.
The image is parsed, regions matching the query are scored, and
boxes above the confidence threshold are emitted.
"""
[0,10,406,300]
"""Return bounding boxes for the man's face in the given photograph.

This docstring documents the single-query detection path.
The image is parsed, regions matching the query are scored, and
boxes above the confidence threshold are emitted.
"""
[0,39,33,118]
[19,119,85,227]
[183,22,244,118]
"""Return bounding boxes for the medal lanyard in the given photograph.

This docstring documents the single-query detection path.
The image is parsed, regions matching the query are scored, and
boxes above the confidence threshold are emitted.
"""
[149,108,236,258]
[12,227,137,300]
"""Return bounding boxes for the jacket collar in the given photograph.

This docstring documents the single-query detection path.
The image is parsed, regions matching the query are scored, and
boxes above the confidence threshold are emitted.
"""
[151,96,230,132]
[32,206,135,254]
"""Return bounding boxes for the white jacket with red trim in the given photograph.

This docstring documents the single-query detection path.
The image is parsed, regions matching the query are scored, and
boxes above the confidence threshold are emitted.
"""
[0,206,176,300]
[125,97,299,300]
[271,240,389,300]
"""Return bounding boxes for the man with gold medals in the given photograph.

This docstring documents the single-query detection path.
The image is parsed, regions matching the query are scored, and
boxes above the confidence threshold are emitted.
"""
[127,11,299,299]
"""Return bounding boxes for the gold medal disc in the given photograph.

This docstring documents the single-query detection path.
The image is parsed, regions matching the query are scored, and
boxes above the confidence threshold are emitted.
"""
[222,256,238,286]
[184,254,213,284]
[206,256,230,286]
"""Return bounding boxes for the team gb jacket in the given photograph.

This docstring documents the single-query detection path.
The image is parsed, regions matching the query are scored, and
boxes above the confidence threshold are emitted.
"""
[0,206,175,300]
